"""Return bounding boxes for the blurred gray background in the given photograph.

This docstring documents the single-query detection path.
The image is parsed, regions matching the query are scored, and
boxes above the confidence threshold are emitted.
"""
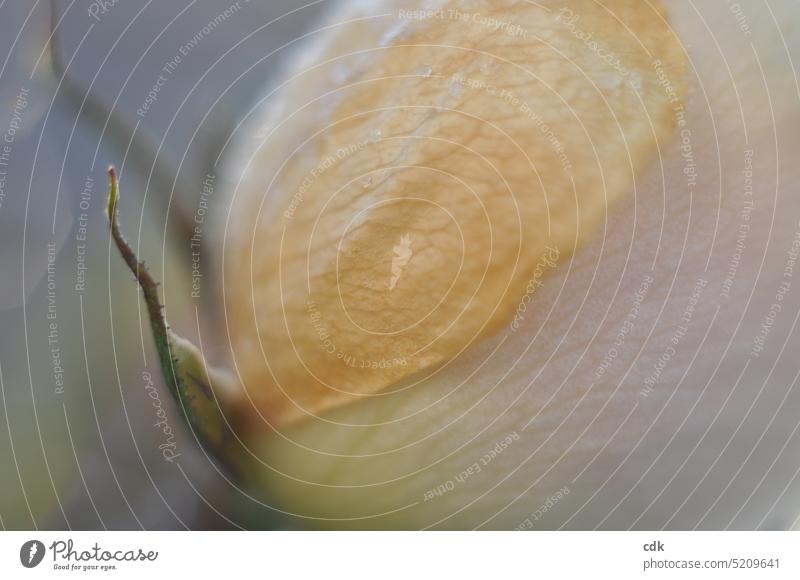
[0,0,327,530]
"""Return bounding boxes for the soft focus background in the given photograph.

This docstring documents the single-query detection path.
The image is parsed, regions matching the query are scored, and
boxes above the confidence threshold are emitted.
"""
[0,0,325,530]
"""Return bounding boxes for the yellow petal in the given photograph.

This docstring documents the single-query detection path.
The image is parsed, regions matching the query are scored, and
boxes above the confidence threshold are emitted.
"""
[224,0,687,427]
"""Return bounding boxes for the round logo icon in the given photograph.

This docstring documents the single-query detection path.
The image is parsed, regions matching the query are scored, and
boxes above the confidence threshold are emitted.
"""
[19,540,45,568]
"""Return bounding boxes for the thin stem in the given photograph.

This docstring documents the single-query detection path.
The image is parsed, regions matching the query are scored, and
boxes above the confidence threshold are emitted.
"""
[106,167,239,476]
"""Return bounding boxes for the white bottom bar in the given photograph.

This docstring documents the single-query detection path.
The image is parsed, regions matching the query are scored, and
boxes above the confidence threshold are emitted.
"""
[1,531,799,578]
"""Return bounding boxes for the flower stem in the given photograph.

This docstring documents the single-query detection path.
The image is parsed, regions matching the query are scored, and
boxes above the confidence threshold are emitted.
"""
[106,167,238,475]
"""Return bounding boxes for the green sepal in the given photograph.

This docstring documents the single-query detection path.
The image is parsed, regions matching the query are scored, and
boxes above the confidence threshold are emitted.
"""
[106,167,236,472]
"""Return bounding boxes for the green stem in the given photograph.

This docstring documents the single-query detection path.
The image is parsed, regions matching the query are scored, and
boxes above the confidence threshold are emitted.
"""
[106,167,238,474]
